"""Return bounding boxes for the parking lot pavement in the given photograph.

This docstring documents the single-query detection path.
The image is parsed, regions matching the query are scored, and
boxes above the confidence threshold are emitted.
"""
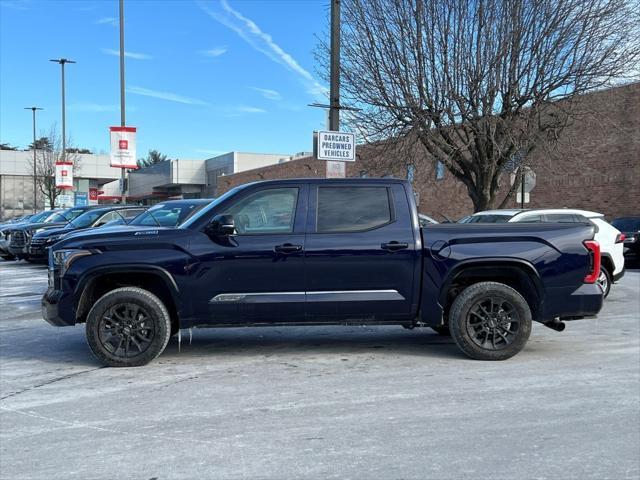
[0,261,638,480]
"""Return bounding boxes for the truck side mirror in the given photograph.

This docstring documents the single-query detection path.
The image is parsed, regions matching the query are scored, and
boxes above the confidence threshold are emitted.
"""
[207,214,235,236]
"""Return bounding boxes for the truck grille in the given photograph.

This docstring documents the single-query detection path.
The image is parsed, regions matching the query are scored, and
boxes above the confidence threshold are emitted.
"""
[9,230,27,248]
[30,237,46,247]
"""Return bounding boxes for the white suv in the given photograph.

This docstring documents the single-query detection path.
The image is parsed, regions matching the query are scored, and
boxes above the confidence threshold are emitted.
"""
[462,209,625,297]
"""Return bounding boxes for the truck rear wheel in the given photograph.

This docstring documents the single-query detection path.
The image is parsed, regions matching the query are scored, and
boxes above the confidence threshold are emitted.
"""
[85,287,172,367]
[448,282,532,361]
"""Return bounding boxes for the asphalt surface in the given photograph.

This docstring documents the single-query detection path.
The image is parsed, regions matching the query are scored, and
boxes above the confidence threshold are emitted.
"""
[0,260,638,480]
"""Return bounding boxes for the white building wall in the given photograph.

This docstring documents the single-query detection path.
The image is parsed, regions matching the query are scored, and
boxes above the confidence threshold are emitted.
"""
[0,150,121,181]
[234,152,291,172]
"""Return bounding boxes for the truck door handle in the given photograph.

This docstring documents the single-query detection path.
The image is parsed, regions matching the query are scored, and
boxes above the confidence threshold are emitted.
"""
[274,243,303,254]
[381,241,409,251]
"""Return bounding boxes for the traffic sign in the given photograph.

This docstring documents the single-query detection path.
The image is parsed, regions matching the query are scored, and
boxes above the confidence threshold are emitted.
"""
[510,167,536,193]
[315,130,355,161]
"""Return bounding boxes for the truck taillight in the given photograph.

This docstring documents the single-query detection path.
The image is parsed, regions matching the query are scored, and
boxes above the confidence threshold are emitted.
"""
[583,240,601,284]
[615,233,626,243]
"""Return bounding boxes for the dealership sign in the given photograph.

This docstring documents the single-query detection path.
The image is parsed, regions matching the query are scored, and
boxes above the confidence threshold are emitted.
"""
[110,126,137,169]
[56,193,74,207]
[315,131,355,161]
[55,162,73,190]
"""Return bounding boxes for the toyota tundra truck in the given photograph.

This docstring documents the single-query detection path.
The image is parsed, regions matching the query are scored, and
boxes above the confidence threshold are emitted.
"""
[42,178,603,367]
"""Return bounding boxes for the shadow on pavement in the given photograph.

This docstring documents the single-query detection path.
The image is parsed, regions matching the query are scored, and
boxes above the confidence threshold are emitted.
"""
[2,325,464,366]
[160,326,463,361]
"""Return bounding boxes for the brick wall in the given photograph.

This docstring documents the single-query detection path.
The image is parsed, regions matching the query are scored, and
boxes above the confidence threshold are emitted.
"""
[217,82,640,221]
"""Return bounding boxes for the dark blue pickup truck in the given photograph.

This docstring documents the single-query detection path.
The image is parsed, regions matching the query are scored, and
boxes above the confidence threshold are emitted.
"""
[42,178,603,367]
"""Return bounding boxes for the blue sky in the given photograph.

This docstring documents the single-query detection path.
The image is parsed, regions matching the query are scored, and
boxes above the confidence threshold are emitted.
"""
[0,0,329,158]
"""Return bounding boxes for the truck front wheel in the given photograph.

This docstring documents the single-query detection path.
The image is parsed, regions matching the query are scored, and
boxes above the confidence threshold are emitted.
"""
[85,287,172,367]
[448,282,532,361]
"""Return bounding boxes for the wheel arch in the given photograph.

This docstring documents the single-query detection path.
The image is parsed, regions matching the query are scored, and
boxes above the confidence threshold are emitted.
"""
[74,266,181,330]
[600,252,614,275]
[439,259,543,323]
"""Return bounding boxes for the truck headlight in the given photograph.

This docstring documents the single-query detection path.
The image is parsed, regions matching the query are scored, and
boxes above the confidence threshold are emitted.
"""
[46,235,62,244]
[52,249,93,276]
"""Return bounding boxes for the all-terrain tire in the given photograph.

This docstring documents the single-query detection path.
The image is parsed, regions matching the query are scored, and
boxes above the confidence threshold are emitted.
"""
[449,282,532,361]
[86,287,172,367]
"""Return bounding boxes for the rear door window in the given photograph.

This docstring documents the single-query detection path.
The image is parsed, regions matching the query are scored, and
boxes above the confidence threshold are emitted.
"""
[515,214,543,223]
[316,186,393,233]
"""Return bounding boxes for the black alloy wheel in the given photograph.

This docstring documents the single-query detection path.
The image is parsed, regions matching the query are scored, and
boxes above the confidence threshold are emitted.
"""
[465,296,521,350]
[86,287,172,367]
[98,303,156,358]
[449,282,532,361]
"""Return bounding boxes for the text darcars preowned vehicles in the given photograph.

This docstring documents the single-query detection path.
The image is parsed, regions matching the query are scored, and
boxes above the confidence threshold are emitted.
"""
[27,205,146,261]
[42,179,603,367]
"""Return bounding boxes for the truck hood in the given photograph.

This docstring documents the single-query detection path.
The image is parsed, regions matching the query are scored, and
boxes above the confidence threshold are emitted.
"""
[9,222,67,233]
[52,225,193,253]
[32,225,75,240]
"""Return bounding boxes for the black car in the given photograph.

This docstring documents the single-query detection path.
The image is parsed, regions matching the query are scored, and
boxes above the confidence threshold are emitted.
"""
[5,208,88,260]
[27,205,146,261]
[611,216,640,259]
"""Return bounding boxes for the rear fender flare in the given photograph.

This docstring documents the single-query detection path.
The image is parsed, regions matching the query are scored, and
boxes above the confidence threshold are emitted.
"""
[438,258,544,317]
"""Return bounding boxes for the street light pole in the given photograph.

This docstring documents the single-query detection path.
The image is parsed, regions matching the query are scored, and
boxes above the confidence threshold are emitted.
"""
[329,0,341,131]
[119,0,127,204]
[24,106,43,213]
[49,59,75,163]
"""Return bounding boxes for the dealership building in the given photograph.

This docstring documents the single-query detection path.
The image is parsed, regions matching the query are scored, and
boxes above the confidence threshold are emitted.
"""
[101,151,310,203]
[0,150,310,218]
[0,150,121,220]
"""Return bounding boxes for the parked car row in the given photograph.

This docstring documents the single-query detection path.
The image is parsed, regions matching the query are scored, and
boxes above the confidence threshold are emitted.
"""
[0,199,211,263]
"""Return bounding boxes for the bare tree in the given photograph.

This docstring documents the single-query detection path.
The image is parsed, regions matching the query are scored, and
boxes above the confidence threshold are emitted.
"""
[331,0,640,211]
[26,125,82,210]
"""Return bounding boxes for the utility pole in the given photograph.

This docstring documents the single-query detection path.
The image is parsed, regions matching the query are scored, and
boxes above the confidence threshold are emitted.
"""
[49,59,75,164]
[119,0,127,203]
[520,168,526,208]
[329,0,340,131]
[24,106,43,213]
